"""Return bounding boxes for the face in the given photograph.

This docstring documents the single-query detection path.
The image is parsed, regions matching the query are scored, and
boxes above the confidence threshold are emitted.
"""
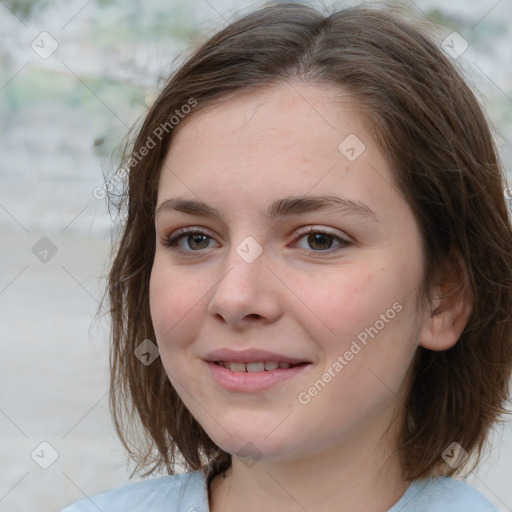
[149,81,427,463]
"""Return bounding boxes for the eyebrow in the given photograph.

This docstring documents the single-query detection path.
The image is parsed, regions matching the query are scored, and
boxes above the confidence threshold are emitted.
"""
[155,195,378,222]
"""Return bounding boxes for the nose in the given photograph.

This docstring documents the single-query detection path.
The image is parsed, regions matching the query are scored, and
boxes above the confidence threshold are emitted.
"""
[206,239,283,329]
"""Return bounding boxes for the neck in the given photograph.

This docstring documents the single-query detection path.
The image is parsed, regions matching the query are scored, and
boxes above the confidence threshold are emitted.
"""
[209,405,410,512]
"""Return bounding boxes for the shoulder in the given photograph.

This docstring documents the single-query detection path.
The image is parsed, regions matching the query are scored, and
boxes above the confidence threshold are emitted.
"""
[59,469,210,512]
[390,476,498,512]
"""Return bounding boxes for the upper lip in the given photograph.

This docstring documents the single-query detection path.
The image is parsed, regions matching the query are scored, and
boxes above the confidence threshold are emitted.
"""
[203,348,311,364]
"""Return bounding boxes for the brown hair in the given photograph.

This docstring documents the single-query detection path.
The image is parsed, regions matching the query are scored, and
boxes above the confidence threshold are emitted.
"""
[105,2,512,481]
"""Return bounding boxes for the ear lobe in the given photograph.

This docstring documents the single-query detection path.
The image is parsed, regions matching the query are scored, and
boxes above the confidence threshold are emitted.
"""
[419,257,474,352]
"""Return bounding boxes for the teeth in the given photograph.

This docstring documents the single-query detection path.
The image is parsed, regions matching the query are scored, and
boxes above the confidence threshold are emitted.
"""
[246,362,265,373]
[229,362,246,372]
[217,361,296,372]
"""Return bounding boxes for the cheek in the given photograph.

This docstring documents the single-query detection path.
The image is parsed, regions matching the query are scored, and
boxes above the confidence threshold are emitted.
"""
[149,256,205,349]
[330,272,420,400]
[299,258,420,377]
[292,265,396,349]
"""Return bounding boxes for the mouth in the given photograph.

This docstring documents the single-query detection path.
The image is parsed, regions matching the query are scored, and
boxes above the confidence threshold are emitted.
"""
[206,359,312,392]
[212,361,309,372]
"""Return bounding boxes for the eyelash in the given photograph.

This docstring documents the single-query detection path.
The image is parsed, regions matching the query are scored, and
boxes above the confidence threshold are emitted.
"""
[162,226,351,256]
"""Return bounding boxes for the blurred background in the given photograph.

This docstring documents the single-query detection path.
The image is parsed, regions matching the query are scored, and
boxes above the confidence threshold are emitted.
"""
[0,0,511,510]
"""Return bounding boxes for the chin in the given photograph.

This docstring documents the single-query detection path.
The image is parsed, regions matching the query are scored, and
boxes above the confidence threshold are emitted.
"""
[207,424,300,463]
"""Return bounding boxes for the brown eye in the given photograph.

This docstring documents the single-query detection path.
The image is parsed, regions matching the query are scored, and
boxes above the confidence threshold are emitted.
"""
[164,228,217,252]
[293,228,351,255]
[306,233,335,251]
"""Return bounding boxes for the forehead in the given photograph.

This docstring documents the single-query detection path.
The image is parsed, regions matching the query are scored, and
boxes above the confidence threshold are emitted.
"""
[157,81,398,222]
[168,81,364,159]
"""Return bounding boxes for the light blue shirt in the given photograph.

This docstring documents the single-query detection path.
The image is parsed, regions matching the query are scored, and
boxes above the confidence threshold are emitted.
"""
[60,469,498,511]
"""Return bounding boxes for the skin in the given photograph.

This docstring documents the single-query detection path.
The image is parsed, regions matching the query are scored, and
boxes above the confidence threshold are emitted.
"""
[149,81,473,512]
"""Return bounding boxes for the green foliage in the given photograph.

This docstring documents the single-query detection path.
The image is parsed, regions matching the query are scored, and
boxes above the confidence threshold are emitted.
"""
[2,0,52,20]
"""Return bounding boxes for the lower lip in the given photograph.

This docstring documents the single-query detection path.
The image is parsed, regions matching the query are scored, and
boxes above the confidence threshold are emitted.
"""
[206,361,310,392]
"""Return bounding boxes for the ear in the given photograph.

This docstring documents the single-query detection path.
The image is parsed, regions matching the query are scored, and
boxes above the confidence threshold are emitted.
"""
[419,254,474,351]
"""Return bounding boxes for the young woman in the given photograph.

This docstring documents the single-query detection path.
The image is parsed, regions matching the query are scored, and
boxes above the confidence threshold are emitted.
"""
[61,3,512,511]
